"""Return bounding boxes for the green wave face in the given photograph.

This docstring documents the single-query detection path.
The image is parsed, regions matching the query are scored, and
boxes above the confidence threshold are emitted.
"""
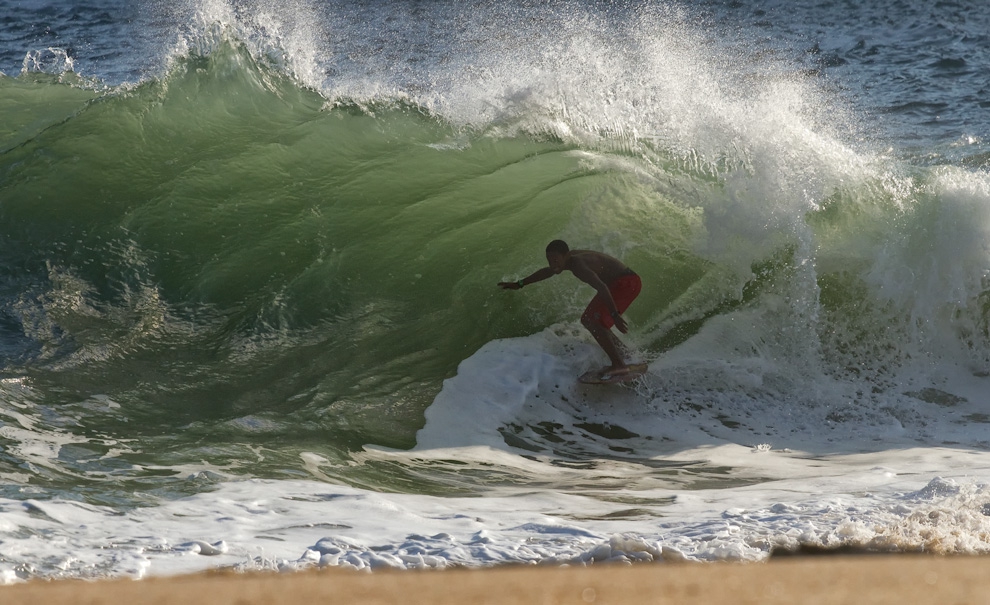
[3,34,990,497]
[0,40,707,458]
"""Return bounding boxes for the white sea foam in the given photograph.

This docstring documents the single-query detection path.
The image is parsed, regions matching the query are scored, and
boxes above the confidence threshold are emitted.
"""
[11,322,990,581]
[2,452,990,582]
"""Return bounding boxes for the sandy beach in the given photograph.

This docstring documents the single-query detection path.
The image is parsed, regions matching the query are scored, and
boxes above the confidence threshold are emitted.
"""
[3,555,986,604]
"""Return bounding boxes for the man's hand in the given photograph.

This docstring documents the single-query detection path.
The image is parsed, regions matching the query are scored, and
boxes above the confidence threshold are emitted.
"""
[613,313,629,334]
[498,281,522,290]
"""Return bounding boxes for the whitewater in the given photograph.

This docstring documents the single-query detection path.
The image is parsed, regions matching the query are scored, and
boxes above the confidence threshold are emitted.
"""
[2,0,990,581]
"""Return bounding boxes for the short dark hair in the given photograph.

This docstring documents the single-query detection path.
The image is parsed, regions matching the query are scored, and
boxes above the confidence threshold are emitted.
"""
[546,240,569,256]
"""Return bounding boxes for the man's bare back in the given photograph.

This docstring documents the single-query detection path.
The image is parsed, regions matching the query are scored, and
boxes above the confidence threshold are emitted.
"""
[564,250,634,286]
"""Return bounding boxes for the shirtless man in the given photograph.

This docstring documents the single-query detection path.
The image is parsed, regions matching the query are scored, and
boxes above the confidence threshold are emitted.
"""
[498,240,642,378]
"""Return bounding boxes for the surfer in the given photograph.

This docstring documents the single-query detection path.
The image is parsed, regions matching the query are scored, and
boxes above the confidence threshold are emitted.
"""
[498,240,642,379]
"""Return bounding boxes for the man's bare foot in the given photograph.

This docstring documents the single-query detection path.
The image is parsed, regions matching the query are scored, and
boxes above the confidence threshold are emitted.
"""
[600,365,629,379]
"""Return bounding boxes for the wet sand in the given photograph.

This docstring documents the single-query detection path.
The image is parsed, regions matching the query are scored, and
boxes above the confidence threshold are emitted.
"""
[3,555,986,604]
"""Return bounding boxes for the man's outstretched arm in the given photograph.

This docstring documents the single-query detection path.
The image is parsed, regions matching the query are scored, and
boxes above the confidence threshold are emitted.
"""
[498,266,555,290]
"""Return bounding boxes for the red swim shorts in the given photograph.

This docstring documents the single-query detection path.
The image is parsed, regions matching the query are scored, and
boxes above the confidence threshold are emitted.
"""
[582,274,642,329]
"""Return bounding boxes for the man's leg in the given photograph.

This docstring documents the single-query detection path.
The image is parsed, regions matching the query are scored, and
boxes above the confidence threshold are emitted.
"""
[581,312,627,372]
[607,330,631,360]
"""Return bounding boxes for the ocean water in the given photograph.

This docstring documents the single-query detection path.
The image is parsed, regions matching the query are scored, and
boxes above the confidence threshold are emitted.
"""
[2,0,990,581]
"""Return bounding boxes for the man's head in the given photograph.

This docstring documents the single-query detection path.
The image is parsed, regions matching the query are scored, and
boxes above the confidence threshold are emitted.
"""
[546,239,570,273]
